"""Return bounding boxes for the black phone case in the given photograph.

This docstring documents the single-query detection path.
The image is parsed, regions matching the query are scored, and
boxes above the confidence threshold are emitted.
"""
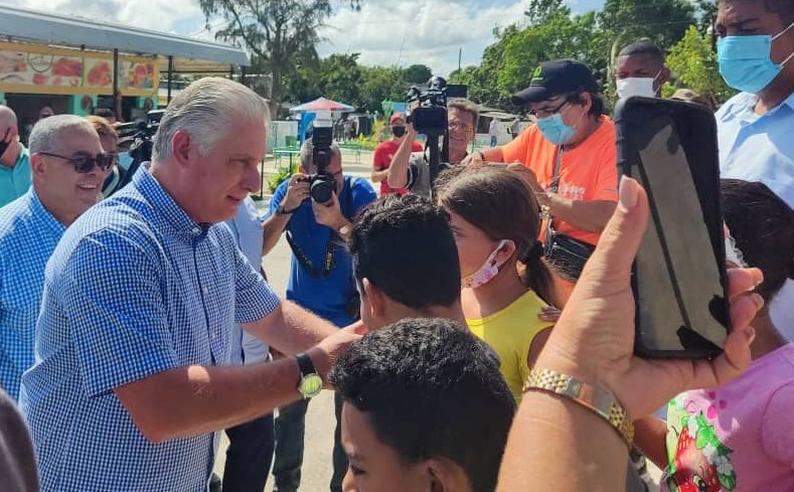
[615,96,730,359]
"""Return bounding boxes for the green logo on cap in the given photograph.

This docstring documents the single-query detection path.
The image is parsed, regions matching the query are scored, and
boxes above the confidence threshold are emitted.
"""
[531,66,543,83]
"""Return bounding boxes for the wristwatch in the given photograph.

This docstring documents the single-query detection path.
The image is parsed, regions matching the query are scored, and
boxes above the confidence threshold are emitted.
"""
[337,223,351,237]
[276,203,294,215]
[295,352,323,399]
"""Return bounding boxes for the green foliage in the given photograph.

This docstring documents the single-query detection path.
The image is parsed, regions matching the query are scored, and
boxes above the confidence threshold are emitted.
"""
[599,0,697,51]
[403,64,433,85]
[665,26,736,103]
[268,162,299,194]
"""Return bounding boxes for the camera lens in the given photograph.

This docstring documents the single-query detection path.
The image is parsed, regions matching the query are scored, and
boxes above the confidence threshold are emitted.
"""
[310,178,334,203]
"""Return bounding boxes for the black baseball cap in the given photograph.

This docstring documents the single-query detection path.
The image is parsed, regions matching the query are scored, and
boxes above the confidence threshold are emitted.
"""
[512,59,600,105]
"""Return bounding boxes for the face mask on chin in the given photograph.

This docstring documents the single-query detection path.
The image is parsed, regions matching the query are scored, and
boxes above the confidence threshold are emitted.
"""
[462,240,510,289]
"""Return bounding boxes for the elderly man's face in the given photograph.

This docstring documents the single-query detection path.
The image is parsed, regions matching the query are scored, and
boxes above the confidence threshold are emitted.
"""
[35,126,107,218]
[188,119,266,223]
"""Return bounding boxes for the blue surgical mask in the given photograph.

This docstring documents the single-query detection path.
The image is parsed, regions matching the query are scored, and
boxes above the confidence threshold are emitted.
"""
[717,21,794,94]
[537,113,576,145]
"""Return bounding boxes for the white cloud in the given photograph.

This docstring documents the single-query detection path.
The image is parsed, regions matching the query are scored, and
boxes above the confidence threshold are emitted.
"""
[318,0,527,76]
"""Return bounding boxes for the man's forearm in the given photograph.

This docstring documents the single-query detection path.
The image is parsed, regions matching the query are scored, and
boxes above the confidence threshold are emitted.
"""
[387,134,416,189]
[244,300,338,358]
[481,146,504,162]
[498,391,628,491]
[262,213,290,256]
[548,196,616,234]
[115,357,304,443]
[371,168,389,183]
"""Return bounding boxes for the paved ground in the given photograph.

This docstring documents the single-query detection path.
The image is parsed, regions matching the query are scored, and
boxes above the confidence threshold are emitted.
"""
[211,149,663,491]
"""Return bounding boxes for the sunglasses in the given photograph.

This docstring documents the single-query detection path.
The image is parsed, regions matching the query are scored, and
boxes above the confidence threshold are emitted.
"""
[39,151,114,173]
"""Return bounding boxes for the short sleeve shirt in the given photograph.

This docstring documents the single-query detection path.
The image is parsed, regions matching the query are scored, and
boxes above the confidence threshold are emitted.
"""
[372,139,423,195]
[19,166,281,492]
[500,119,618,246]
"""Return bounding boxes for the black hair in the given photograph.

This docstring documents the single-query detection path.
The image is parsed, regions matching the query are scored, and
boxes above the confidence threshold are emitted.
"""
[567,91,606,117]
[618,39,666,63]
[330,318,516,492]
[94,107,115,119]
[438,165,558,306]
[349,194,461,309]
[721,179,794,302]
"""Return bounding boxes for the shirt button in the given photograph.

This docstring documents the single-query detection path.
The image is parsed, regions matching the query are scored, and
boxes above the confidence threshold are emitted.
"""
[203,287,208,295]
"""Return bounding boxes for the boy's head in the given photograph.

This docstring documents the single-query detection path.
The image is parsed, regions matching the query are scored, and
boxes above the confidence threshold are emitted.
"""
[330,318,516,492]
[721,179,794,303]
[349,194,461,328]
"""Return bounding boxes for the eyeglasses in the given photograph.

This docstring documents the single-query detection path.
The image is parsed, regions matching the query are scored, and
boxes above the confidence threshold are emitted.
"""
[38,151,114,173]
[528,98,569,118]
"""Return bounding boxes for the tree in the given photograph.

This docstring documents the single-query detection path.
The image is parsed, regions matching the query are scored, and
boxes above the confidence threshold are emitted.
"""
[664,25,735,103]
[525,0,570,26]
[403,64,433,85]
[360,65,407,113]
[599,0,697,51]
[199,0,333,116]
[318,53,364,107]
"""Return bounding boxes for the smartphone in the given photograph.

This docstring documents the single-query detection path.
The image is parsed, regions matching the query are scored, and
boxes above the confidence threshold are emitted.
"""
[615,97,730,359]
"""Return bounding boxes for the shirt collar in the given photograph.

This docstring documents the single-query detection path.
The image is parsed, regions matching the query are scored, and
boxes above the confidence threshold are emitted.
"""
[133,165,208,240]
[28,187,67,237]
[720,91,794,121]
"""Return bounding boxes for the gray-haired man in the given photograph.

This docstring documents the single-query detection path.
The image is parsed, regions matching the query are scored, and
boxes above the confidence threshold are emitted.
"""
[0,115,108,400]
[20,78,362,492]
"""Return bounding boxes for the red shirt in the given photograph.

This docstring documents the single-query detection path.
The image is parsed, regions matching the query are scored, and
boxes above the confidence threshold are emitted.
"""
[373,139,424,195]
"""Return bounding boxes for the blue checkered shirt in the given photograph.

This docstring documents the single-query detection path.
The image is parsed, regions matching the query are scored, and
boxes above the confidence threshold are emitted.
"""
[19,167,281,491]
[0,188,65,400]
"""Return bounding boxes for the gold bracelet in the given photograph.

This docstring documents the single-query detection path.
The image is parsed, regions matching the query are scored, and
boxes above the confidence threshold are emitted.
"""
[523,368,634,447]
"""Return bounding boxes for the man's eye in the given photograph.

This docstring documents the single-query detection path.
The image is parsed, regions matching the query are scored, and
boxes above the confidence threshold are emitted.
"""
[350,464,366,476]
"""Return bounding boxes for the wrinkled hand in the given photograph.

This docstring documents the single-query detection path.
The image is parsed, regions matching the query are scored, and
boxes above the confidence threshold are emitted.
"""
[307,323,368,387]
[311,191,345,230]
[535,176,764,418]
[282,174,310,211]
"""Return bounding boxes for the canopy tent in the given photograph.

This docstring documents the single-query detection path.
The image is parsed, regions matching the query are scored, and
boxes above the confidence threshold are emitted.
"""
[289,97,354,114]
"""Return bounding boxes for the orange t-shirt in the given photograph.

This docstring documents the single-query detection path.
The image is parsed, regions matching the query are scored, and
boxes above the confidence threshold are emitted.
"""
[501,117,618,246]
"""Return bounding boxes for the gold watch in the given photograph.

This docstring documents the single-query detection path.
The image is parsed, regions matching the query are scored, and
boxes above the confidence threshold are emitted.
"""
[524,368,634,446]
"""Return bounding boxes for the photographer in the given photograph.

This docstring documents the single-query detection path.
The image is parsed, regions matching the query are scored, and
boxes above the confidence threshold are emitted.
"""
[387,99,478,198]
[262,138,376,492]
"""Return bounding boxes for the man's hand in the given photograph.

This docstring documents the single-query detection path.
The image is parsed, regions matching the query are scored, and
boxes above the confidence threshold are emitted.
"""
[306,325,365,385]
[535,176,764,419]
[311,192,346,230]
[507,163,550,207]
[281,174,310,211]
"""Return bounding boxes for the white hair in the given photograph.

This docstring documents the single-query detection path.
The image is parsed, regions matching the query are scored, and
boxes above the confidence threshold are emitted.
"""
[152,77,270,161]
[0,105,18,129]
[29,114,95,154]
[300,138,342,171]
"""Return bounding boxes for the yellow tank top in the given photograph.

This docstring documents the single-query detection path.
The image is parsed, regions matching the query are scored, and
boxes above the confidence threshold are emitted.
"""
[466,290,552,403]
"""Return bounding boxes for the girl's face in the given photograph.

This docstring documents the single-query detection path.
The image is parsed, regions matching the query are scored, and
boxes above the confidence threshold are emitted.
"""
[447,210,502,280]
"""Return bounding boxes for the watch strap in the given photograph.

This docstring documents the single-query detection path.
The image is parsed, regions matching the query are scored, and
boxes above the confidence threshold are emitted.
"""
[296,352,316,377]
[523,368,634,447]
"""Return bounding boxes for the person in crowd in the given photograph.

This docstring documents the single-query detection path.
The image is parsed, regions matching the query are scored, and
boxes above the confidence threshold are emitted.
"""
[263,139,376,492]
[715,0,794,340]
[219,196,276,492]
[634,179,794,491]
[510,117,521,140]
[370,113,423,196]
[0,105,31,207]
[94,107,117,125]
[615,39,672,100]
[387,99,479,198]
[476,59,618,283]
[330,318,516,492]
[19,77,361,492]
[0,115,109,400]
[349,193,464,329]
[37,106,54,122]
[670,88,717,111]
[497,176,764,490]
[488,117,499,147]
[436,166,556,403]
[0,387,38,492]
[84,115,125,197]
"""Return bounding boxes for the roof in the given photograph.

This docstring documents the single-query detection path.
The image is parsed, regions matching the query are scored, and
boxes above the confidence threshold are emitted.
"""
[0,5,249,67]
[290,97,355,113]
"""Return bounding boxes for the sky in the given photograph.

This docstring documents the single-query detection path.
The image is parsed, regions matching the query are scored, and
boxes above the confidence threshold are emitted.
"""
[3,0,606,75]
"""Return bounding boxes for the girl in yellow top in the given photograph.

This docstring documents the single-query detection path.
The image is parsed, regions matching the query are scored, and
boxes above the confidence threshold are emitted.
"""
[437,166,557,402]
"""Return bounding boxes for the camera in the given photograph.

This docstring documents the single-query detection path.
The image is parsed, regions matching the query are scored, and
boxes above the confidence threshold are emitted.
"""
[406,77,468,136]
[308,110,336,203]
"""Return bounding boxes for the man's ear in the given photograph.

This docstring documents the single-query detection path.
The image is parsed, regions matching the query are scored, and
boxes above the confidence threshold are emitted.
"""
[29,153,46,177]
[426,456,471,492]
[171,130,194,167]
[362,278,386,319]
[659,67,672,87]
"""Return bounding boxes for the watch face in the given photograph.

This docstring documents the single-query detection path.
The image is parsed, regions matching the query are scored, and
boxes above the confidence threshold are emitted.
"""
[300,373,323,398]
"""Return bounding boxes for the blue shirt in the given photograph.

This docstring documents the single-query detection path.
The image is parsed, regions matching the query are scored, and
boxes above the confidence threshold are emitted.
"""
[19,167,281,492]
[717,91,794,341]
[0,189,65,400]
[269,176,376,327]
[225,197,269,365]
[0,146,31,208]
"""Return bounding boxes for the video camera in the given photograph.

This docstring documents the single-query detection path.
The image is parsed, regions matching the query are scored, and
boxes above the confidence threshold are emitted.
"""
[307,110,336,203]
[406,77,468,136]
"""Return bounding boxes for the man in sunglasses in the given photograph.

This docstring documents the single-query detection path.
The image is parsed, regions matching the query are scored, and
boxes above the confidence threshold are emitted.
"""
[0,105,31,208]
[0,114,108,400]
[371,112,422,196]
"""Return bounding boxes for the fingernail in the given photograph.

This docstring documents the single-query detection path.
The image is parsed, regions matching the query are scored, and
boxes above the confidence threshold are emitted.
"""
[746,326,756,345]
[618,175,638,212]
[752,293,765,311]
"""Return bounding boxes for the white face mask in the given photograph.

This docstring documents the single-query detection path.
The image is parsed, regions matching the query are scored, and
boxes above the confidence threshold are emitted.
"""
[461,240,509,289]
[616,75,658,100]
